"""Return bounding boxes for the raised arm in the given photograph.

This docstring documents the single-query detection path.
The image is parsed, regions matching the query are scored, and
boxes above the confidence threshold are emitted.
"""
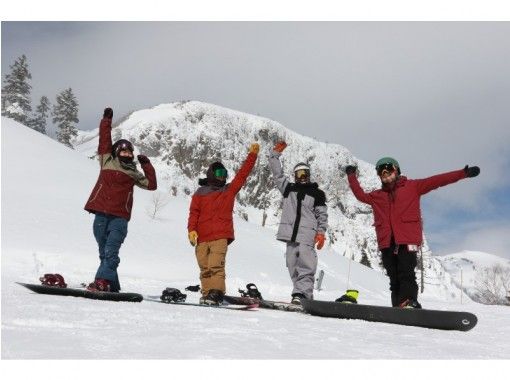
[133,155,157,190]
[227,144,259,195]
[97,108,114,167]
[346,166,373,205]
[268,141,290,195]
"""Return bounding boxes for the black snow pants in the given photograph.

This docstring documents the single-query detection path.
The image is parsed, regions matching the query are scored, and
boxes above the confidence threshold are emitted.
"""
[381,244,418,307]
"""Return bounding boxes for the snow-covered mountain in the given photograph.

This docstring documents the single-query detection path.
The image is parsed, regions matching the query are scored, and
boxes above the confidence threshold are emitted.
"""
[74,101,440,276]
[3,116,510,359]
[437,251,510,304]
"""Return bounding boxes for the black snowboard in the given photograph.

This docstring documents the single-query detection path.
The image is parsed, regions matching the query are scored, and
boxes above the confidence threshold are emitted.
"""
[17,282,143,303]
[301,299,477,331]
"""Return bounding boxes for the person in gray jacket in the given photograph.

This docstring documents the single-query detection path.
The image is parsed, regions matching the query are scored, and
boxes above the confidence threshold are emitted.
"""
[268,141,328,304]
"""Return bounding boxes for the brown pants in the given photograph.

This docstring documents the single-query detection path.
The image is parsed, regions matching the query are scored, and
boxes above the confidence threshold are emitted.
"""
[195,239,228,296]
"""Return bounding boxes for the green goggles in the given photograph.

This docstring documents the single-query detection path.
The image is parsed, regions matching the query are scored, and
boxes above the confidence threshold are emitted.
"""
[214,168,228,178]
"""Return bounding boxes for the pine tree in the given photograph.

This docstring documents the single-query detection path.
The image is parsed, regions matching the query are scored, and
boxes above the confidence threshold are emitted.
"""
[29,96,51,134]
[1,54,33,124]
[52,88,79,148]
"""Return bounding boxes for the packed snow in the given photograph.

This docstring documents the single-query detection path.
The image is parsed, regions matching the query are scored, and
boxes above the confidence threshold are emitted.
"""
[2,117,509,364]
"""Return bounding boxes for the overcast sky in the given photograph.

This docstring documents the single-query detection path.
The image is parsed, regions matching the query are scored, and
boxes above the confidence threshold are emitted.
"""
[2,21,510,258]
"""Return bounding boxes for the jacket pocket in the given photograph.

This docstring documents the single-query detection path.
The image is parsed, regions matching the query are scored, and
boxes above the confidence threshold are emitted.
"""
[89,184,103,203]
[125,191,132,212]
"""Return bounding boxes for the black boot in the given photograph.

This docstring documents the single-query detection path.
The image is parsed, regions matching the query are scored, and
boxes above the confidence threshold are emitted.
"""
[205,289,224,305]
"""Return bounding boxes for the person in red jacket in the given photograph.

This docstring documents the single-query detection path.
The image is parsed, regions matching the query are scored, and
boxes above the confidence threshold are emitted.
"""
[187,143,259,305]
[84,107,157,292]
[345,157,480,308]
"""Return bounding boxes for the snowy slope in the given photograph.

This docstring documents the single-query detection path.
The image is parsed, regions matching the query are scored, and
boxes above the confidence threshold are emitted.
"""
[2,117,510,360]
[437,251,510,303]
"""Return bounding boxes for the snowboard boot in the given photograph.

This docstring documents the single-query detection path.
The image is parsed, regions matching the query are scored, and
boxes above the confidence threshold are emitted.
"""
[160,288,187,303]
[399,298,422,309]
[335,289,359,304]
[86,278,111,292]
[204,289,224,306]
[291,293,306,305]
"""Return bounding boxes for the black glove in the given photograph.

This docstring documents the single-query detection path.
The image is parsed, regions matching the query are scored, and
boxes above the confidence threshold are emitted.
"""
[345,165,357,175]
[464,165,480,178]
[137,155,150,165]
[103,107,113,119]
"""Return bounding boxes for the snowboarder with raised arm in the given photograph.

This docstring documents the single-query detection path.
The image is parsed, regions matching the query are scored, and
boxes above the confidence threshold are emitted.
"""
[187,143,259,305]
[84,107,157,292]
[345,158,480,308]
[268,141,328,305]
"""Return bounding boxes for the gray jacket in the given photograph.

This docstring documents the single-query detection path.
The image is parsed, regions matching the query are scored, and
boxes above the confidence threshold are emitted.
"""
[268,150,328,246]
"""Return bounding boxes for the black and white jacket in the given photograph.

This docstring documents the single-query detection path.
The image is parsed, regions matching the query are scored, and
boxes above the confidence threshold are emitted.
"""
[268,150,328,247]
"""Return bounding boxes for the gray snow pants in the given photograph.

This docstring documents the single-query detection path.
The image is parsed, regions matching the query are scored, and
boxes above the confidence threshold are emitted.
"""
[285,242,318,299]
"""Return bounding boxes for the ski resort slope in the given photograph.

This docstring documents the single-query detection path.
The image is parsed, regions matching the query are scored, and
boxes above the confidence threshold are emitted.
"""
[1,117,509,362]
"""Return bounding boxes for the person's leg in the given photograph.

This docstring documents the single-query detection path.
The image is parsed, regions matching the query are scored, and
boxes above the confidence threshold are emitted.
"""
[381,246,400,306]
[95,217,128,292]
[292,243,318,300]
[93,214,108,265]
[195,242,211,297]
[396,245,419,304]
[285,242,300,296]
[207,239,228,294]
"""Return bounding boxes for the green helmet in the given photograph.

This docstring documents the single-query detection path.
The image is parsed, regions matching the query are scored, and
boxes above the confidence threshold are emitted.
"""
[376,157,401,175]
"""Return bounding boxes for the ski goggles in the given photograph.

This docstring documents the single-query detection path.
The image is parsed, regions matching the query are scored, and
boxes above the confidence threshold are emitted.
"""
[376,163,396,176]
[117,141,134,152]
[295,169,310,178]
[213,168,228,178]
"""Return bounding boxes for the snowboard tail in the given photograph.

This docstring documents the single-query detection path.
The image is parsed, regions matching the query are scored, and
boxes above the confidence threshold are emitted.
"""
[17,282,143,302]
[301,299,477,331]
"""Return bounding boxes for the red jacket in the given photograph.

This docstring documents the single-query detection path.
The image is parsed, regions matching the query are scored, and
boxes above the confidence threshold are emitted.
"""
[348,170,466,249]
[187,152,257,244]
[84,118,157,221]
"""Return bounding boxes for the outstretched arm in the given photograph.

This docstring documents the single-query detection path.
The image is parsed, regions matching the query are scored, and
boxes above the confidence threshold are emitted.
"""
[414,168,471,195]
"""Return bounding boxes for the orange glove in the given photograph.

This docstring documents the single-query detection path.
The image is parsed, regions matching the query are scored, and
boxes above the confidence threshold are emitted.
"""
[249,143,260,154]
[273,141,287,153]
[188,231,198,247]
[315,233,325,250]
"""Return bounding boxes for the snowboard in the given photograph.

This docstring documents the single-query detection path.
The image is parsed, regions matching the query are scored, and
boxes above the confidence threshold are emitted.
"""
[224,295,303,312]
[17,282,143,303]
[300,299,477,331]
[144,296,257,311]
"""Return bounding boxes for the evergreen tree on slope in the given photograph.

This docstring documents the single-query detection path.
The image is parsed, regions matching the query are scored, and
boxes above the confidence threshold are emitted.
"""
[1,54,32,124]
[29,95,51,134]
[53,88,79,148]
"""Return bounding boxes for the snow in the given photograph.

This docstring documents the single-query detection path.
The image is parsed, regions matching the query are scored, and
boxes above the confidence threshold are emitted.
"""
[1,117,509,375]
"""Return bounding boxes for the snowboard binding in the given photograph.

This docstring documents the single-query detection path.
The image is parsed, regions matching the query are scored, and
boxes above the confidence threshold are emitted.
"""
[238,283,263,300]
[160,288,187,303]
[39,273,67,288]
